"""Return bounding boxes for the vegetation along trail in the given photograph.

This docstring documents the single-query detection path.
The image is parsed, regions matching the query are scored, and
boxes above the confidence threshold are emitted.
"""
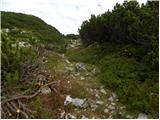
[1,0,158,119]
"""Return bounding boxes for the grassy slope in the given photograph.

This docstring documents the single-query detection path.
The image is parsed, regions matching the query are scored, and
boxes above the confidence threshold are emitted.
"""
[1,11,68,99]
[66,42,159,118]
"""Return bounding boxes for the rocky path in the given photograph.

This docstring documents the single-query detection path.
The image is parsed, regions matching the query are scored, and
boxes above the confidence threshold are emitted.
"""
[39,39,148,119]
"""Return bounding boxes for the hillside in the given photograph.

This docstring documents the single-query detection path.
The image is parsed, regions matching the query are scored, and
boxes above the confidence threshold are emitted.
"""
[1,11,66,45]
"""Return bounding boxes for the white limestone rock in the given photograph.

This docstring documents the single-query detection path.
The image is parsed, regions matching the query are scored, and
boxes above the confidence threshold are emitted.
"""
[104,108,109,113]
[96,101,104,105]
[65,113,76,119]
[80,76,85,80]
[64,95,88,108]
[108,105,115,110]
[100,89,107,95]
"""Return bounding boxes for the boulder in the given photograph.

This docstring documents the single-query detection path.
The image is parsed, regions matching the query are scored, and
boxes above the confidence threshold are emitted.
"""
[64,95,88,108]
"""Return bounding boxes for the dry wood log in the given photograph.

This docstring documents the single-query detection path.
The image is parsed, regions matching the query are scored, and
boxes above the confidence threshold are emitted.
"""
[10,101,29,119]
[17,100,37,114]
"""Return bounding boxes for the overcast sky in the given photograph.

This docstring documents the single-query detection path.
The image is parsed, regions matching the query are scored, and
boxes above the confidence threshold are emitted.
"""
[1,0,147,35]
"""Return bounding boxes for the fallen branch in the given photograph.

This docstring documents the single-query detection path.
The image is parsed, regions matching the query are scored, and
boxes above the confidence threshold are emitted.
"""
[10,101,29,119]
[17,100,37,114]
[2,81,56,104]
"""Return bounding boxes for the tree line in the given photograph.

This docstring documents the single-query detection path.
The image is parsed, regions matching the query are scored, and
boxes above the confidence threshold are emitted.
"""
[78,1,159,70]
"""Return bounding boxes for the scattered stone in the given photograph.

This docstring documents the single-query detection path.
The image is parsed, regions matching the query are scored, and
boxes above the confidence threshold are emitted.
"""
[126,115,134,119]
[40,87,51,94]
[137,113,148,119]
[65,67,74,71]
[112,92,117,98]
[71,75,76,79]
[110,110,115,114]
[96,101,104,105]
[2,28,10,33]
[92,68,100,74]
[104,108,109,113]
[64,95,72,105]
[61,54,65,58]
[80,76,85,80]
[37,74,46,82]
[18,41,31,47]
[60,111,65,118]
[72,98,88,108]
[120,106,126,110]
[65,59,70,64]
[69,63,73,67]
[119,111,123,115]
[20,31,26,34]
[75,63,86,72]
[100,89,107,95]
[11,43,17,47]
[85,73,89,77]
[108,105,115,110]
[116,98,119,102]
[108,96,114,102]
[111,102,116,106]
[81,115,88,119]
[91,104,98,111]
[70,45,75,48]
[95,93,100,99]
[108,115,112,119]
[75,73,80,76]
[67,81,70,84]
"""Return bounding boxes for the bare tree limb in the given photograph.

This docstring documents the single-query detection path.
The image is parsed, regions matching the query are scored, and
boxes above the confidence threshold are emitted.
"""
[10,101,29,119]
[17,100,37,114]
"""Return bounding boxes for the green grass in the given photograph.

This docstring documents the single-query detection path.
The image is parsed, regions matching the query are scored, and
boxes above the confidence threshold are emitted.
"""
[45,53,59,70]
[66,43,101,64]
